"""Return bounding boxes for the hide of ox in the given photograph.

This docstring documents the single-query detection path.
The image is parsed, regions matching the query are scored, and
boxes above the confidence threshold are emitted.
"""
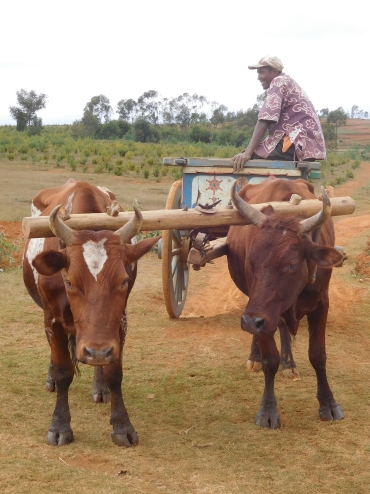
[226,176,344,428]
[23,179,160,446]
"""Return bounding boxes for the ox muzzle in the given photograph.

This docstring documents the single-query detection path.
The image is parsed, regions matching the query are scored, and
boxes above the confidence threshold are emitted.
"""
[241,314,270,335]
[77,345,119,365]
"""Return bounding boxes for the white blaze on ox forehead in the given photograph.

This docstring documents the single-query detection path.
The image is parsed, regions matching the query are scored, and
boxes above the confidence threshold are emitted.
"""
[82,238,108,280]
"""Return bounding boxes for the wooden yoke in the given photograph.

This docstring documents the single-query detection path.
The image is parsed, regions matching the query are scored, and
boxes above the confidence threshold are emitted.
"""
[22,196,356,239]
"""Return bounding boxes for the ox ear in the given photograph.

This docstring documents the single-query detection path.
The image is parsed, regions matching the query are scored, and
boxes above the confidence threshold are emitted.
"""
[32,250,67,276]
[125,236,161,263]
[309,245,343,268]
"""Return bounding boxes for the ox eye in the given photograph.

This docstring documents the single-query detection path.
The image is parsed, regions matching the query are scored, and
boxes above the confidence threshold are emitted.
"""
[64,279,73,290]
[121,278,130,289]
[286,263,298,272]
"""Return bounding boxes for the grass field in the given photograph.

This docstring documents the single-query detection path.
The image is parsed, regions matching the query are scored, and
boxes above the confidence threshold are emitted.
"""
[1,154,370,493]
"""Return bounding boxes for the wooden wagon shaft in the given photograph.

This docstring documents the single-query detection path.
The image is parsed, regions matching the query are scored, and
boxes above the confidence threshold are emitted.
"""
[22,195,355,238]
[188,237,228,268]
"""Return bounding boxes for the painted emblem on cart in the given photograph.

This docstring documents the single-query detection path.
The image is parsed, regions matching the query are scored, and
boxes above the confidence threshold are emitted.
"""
[206,175,223,202]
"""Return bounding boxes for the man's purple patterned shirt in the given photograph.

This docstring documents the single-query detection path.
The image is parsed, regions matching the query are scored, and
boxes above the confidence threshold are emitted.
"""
[255,73,326,160]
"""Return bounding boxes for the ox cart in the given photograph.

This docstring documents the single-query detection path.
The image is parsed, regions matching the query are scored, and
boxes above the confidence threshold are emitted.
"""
[157,157,348,317]
[22,158,355,321]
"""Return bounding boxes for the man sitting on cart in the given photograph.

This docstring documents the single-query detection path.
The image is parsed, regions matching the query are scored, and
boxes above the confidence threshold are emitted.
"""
[232,55,326,172]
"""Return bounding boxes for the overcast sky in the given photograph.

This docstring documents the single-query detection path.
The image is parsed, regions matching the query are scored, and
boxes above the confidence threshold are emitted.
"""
[1,0,367,125]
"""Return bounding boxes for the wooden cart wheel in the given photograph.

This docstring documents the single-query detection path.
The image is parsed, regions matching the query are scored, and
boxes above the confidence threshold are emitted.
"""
[162,180,191,318]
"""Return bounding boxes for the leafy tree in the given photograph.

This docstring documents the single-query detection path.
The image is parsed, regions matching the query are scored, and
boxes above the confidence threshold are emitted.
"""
[319,108,329,118]
[216,127,234,145]
[189,125,212,143]
[81,110,100,136]
[321,107,348,150]
[12,109,28,131]
[161,97,176,125]
[321,122,337,151]
[9,89,47,131]
[233,105,259,129]
[84,95,112,123]
[118,119,131,137]
[326,107,347,143]
[95,120,131,139]
[133,119,159,142]
[172,93,208,128]
[116,98,137,122]
[210,105,228,127]
[351,105,359,119]
[137,90,161,124]
[27,116,43,136]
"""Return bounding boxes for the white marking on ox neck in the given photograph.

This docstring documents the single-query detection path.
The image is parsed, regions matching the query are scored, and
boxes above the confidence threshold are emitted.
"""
[26,238,45,286]
[82,238,108,280]
[31,202,42,217]
[97,186,112,197]
[64,192,74,215]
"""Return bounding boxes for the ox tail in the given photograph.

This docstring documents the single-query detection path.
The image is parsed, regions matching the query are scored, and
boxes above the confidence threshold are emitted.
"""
[68,334,81,376]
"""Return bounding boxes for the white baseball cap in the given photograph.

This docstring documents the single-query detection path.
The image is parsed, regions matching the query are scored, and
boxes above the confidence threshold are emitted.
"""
[248,55,284,71]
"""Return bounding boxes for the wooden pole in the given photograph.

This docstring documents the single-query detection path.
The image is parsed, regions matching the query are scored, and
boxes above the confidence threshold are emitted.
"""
[22,196,356,238]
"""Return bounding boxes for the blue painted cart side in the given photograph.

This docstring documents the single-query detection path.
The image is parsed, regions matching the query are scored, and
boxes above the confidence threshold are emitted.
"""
[163,157,321,210]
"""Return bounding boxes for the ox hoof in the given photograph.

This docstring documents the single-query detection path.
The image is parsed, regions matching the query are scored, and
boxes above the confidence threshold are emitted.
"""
[111,427,139,447]
[255,409,280,429]
[282,367,300,381]
[246,360,262,373]
[319,403,344,421]
[92,390,110,404]
[47,430,74,446]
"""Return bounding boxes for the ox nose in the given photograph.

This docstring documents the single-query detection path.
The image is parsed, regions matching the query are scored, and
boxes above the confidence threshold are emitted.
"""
[83,347,114,365]
[241,315,265,334]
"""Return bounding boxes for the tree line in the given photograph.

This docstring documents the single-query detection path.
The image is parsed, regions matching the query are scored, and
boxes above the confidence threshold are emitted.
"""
[8,88,367,150]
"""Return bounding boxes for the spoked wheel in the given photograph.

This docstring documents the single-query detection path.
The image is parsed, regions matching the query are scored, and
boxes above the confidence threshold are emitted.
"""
[161,180,191,318]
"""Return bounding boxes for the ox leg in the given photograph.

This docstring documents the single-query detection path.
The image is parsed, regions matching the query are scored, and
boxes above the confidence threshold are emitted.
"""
[279,320,300,380]
[92,366,110,403]
[307,303,344,421]
[246,335,262,372]
[44,325,56,392]
[45,358,55,392]
[103,363,138,447]
[255,334,281,429]
[46,319,74,446]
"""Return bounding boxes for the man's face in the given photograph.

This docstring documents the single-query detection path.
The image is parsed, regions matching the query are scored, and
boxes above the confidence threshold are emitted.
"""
[257,67,279,90]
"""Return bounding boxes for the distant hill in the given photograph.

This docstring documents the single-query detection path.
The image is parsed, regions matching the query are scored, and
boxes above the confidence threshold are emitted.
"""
[338,119,370,149]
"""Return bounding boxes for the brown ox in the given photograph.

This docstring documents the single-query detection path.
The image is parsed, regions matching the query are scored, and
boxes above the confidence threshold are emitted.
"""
[23,179,160,446]
[227,176,344,429]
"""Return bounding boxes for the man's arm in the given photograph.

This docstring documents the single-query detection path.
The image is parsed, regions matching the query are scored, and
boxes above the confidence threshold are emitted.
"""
[232,120,270,172]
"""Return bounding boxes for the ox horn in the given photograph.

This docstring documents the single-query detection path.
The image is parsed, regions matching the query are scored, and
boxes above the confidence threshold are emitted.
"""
[114,205,143,244]
[299,186,332,234]
[231,181,265,227]
[49,205,76,246]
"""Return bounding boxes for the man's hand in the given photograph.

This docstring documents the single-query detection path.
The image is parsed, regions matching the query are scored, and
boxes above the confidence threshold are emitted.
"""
[232,150,252,172]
